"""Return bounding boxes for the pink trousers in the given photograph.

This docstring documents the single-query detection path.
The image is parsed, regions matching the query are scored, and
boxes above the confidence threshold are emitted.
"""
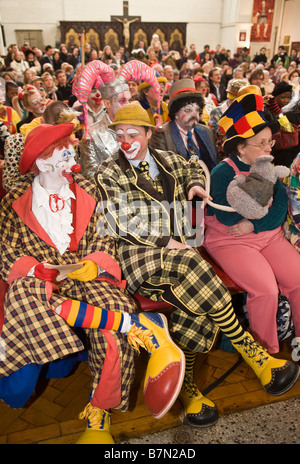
[204,216,300,353]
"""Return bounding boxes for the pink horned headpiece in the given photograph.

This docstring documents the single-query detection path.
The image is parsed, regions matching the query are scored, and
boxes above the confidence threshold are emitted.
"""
[72,60,163,137]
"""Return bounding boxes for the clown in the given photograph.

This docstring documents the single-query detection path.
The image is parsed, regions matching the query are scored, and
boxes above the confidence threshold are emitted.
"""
[79,78,132,181]
[0,122,185,444]
[96,103,300,429]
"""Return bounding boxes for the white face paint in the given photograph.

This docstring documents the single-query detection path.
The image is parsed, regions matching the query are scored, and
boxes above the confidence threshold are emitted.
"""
[28,93,46,116]
[37,145,77,191]
[175,102,201,131]
[116,127,143,160]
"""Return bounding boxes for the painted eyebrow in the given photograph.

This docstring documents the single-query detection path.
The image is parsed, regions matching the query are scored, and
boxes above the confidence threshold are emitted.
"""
[126,129,140,135]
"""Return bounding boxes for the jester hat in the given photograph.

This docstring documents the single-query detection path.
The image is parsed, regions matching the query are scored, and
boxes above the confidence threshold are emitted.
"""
[218,93,279,153]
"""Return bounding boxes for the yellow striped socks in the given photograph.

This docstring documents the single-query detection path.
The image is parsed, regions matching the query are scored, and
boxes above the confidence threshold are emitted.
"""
[209,302,245,344]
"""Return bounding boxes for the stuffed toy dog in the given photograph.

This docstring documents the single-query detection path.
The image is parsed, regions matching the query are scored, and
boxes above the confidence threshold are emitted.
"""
[226,155,290,219]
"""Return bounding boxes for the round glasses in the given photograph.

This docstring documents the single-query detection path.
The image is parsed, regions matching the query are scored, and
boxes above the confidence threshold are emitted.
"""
[246,139,275,150]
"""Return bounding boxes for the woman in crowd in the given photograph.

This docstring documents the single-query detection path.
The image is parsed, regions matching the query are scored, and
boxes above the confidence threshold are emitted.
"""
[52,49,63,71]
[41,71,57,100]
[101,45,117,66]
[10,50,29,83]
[203,92,300,354]
[194,76,217,124]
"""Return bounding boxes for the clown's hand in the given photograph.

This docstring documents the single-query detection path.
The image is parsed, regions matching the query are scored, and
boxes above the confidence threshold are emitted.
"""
[67,260,98,282]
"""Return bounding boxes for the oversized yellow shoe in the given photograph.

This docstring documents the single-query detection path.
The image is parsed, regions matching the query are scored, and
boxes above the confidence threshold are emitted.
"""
[233,332,300,396]
[128,312,185,419]
[76,403,115,444]
[179,374,219,427]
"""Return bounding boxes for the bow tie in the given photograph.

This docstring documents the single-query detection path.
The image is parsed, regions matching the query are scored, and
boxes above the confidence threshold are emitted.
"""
[49,194,66,212]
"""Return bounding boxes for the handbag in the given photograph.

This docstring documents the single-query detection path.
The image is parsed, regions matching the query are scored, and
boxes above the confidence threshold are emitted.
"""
[272,123,299,151]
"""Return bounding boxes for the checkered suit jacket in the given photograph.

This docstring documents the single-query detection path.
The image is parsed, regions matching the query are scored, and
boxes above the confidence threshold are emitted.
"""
[96,147,206,294]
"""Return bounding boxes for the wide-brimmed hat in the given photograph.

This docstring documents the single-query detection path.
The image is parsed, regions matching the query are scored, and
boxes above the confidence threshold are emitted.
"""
[226,79,249,100]
[168,78,203,114]
[108,102,156,129]
[218,93,279,152]
[138,75,167,92]
[19,123,75,174]
[237,84,262,98]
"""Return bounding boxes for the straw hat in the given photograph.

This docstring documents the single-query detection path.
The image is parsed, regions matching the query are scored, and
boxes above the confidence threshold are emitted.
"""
[108,102,156,129]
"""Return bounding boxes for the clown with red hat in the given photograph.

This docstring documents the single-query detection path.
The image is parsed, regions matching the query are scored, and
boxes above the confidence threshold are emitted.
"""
[0,122,185,444]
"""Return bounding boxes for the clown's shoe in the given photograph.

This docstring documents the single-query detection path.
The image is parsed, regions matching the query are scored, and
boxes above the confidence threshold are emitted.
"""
[179,374,219,427]
[76,403,115,444]
[233,332,300,395]
[128,312,185,419]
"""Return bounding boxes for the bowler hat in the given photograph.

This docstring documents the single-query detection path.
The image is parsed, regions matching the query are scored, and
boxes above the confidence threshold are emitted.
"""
[218,93,279,152]
[19,123,75,174]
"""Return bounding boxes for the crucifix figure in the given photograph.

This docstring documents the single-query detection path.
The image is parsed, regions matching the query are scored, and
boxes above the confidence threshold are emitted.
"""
[111,1,141,50]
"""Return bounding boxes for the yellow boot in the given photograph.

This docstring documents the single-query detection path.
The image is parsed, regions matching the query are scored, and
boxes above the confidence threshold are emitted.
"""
[127,312,185,419]
[233,332,300,396]
[76,403,115,444]
[179,374,219,427]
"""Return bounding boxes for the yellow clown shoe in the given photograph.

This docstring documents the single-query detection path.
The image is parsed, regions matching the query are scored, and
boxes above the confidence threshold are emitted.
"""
[179,374,219,427]
[76,403,115,444]
[233,332,300,396]
[128,312,185,419]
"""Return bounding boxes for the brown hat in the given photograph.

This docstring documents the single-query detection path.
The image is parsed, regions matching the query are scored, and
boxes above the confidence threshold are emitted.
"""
[168,78,203,114]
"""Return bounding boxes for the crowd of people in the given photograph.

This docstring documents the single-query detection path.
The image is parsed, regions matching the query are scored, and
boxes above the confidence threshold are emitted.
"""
[1,33,300,445]
[0,39,299,144]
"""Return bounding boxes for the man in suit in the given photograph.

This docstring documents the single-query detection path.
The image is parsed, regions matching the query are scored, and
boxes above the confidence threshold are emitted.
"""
[40,45,54,67]
[150,79,217,171]
[96,103,299,429]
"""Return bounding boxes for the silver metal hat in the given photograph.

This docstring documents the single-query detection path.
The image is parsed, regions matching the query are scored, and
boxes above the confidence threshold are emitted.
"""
[98,76,129,100]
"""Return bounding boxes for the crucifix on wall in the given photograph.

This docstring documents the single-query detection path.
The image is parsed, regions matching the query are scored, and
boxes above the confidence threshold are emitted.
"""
[111,1,141,50]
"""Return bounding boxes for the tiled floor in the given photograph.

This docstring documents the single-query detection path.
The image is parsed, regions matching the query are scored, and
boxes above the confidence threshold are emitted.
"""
[120,398,300,444]
[0,342,299,445]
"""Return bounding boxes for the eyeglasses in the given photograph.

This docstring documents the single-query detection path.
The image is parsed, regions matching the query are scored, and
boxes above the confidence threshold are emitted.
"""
[246,139,275,150]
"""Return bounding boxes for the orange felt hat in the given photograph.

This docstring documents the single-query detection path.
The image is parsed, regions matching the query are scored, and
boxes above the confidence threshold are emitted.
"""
[19,123,75,174]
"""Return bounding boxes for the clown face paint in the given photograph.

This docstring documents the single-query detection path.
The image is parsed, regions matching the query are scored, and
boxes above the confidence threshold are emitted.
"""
[116,125,151,161]
[37,145,77,191]
[88,88,103,108]
[175,102,201,131]
[109,90,132,119]
[28,93,46,116]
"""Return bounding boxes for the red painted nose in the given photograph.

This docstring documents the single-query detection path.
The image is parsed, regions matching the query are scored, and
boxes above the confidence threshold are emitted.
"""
[71,164,82,173]
[121,142,131,151]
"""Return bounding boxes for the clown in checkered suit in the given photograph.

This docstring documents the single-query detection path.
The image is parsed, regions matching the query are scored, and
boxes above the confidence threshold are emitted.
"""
[0,122,187,444]
[96,103,300,428]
